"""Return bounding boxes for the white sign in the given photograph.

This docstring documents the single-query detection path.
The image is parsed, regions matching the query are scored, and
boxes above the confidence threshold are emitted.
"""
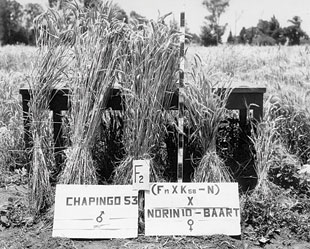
[52,184,138,238]
[145,182,241,236]
[132,159,150,190]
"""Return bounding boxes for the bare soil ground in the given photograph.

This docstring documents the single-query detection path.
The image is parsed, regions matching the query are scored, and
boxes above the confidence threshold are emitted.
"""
[1,184,310,249]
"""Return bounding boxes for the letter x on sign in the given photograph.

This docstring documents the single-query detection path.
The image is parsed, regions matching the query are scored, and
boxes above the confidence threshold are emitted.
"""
[172,185,177,194]
[187,196,193,206]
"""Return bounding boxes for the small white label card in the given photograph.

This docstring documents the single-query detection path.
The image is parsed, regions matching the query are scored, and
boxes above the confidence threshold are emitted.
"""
[132,159,150,190]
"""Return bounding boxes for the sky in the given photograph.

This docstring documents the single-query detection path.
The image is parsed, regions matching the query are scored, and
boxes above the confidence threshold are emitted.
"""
[17,0,310,39]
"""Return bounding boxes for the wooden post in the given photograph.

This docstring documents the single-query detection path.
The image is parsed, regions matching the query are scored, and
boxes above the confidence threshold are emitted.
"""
[177,11,185,183]
[21,91,31,150]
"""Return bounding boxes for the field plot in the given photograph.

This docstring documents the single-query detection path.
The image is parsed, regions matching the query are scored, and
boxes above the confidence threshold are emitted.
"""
[187,44,310,163]
[0,45,36,177]
[188,45,310,105]
[0,17,310,249]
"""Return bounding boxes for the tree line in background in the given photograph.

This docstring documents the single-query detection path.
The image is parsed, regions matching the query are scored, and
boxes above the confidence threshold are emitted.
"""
[0,0,173,46]
[226,15,309,46]
[0,0,309,46]
[200,0,309,46]
[0,0,43,45]
[0,0,128,45]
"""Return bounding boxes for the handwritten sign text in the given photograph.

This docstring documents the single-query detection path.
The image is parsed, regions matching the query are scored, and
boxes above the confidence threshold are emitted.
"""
[145,182,241,236]
[52,184,138,238]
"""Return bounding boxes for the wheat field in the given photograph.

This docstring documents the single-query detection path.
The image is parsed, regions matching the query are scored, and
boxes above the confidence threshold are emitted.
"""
[0,40,310,242]
[1,43,310,174]
[187,44,310,103]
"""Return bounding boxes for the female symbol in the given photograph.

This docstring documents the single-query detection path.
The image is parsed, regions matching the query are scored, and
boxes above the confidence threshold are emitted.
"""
[187,219,194,231]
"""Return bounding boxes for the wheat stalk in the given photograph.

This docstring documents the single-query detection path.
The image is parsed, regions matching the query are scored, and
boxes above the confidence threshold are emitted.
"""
[113,20,179,184]
[185,58,233,182]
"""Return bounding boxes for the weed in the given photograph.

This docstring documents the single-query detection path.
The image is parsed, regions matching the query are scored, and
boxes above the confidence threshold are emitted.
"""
[242,184,310,242]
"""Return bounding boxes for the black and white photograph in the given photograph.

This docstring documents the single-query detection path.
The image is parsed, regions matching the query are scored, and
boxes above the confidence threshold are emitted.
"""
[0,0,310,248]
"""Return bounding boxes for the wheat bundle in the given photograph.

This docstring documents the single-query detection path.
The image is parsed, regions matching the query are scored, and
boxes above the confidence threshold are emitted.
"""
[113,20,180,184]
[28,40,72,215]
[58,2,129,184]
[249,117,281,194]
[185,60,233,182]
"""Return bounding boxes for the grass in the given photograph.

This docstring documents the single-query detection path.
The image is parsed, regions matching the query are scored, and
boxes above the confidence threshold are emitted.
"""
[0,73,25,170]
[0,46,35,183]
[54,2,127,185]
[0,28,310,241]
[248,113,280,194]
[27,37,74,214]
[187,44,310,100]
[112,16,179,184]
[184,57,233,182]
[1,45,309,182]
[0,45,36,73]
[187,44,310,170]
[187,44,310,240]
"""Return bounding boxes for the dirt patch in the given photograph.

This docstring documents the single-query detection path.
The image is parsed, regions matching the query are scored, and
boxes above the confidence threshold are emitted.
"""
[0,227,244,249]
[1,227,310,249]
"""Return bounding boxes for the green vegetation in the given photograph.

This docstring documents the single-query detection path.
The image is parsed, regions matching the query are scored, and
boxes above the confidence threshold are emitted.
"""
[0,1,309,243]
[112,19,179,184]
[185,60,232,182]
[0,45,35,180]
[0,0,43,45]
[200,0,229,46]
[234,15,309,46]
[187,44,310,241]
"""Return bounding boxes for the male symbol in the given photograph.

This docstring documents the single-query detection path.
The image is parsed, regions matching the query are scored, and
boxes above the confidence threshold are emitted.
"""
[96,211,105,223]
